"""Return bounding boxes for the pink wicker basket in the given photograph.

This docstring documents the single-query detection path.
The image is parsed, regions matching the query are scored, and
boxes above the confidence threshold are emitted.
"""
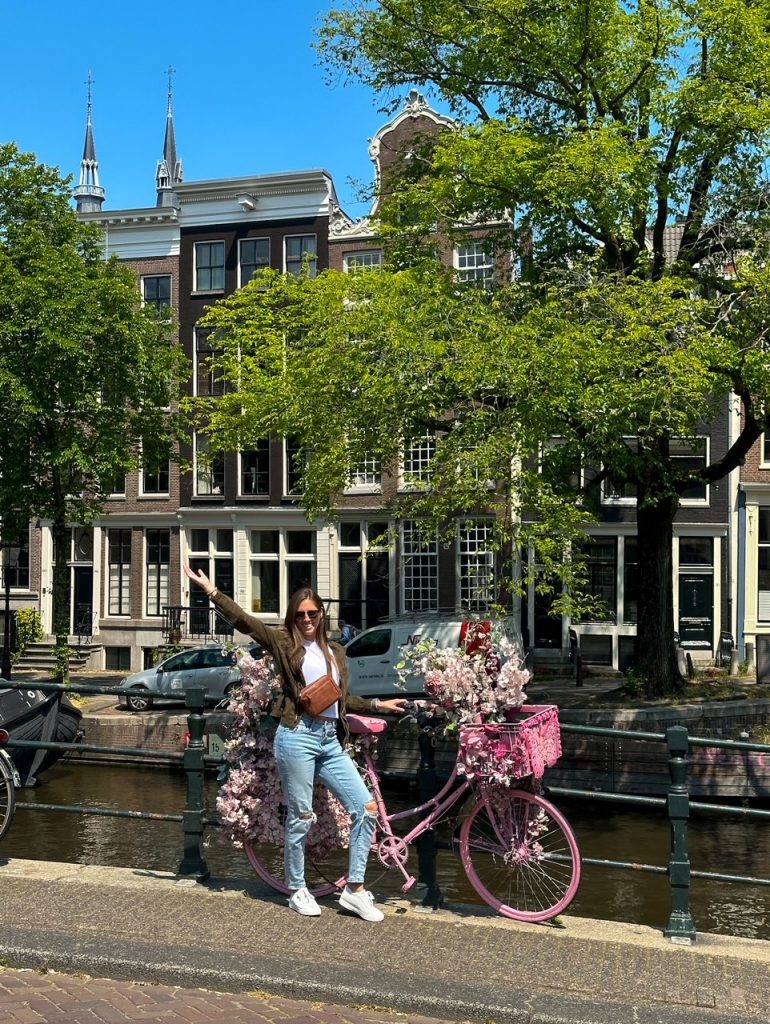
[458,705,562,782]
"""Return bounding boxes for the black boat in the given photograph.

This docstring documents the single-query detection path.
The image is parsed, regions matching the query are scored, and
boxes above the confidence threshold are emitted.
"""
[0,684,82,786]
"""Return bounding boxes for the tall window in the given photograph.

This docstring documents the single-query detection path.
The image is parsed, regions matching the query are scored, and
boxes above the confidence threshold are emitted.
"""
[195,434,225,496]
[239,238,270,286]
[141,275,171,316]
[249,528,316,613]
[459,521,496,612]
[2,533,30,590]
[141,461,170,495]
[401,520,438,611]
[672,437,708,502]
[759,511,770,621]
[344,250,383,273]
[623,538,638,623]
[108,529,131,616]
[240,442,270,495]
[762,433,770,466]
[285,235,317,277]
[602,439,639,503]
[194,241,225,291]
[195,328,226,397]
[146,529,170,617]
[456,243,494,288]
[579,537,617,622]
[285,436,304,495]
[402,434,436,489]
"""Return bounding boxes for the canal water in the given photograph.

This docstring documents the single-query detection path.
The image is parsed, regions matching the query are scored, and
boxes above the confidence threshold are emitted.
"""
[4,759,769,939]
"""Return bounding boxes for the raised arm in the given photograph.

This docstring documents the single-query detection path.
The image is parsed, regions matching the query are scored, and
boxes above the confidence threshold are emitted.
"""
[183,565,283,656]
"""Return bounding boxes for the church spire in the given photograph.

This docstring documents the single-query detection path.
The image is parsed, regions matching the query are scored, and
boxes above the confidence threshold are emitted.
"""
[156,67,183,207]
[74,71,105,214]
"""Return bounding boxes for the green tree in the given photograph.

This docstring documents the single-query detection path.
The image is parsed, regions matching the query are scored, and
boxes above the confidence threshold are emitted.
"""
[0,144,188,680]
[316,0,770,697]
[193,1,770,697]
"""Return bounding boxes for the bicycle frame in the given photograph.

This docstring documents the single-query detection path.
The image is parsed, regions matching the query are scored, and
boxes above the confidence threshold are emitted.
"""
[359,749,473,891]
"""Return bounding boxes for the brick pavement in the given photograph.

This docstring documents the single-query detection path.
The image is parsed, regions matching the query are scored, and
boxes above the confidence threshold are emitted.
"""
[0,968,450,1024]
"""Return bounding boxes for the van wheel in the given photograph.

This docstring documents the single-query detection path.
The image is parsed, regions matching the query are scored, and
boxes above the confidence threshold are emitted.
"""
[127,689,153,712]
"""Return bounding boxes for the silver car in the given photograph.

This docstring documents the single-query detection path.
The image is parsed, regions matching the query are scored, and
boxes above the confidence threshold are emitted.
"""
[118,644,263,712]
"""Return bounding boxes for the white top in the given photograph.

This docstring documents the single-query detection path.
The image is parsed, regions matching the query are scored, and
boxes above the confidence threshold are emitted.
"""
[302,641,339,719]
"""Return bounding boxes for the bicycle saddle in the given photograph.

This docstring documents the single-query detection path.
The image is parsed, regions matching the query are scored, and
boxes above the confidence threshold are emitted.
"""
[347,713,388,735]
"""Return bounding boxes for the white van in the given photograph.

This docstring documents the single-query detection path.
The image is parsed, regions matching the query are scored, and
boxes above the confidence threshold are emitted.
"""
[344,617,524,698]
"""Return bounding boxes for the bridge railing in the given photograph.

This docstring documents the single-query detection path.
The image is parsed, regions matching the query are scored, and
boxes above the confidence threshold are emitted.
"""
[2,678,769,944]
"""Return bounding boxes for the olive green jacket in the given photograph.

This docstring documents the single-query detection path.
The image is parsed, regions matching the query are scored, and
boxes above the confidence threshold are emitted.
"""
[209,590,375,743]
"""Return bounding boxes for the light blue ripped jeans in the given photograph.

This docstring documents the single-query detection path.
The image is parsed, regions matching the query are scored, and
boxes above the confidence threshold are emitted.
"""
[274,715,377,890]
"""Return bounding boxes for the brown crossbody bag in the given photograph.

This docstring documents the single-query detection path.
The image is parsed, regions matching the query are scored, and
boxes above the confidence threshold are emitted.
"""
[298,651,341,717]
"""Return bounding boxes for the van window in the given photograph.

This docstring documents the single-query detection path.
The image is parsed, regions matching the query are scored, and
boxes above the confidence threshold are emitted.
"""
[346,628,391,658]
[162,650,204,672]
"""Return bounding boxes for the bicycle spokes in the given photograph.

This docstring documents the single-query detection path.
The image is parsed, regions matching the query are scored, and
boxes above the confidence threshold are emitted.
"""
[460,789,581,922]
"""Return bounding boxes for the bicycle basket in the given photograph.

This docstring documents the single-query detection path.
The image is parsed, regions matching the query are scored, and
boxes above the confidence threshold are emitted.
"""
[458,705,562,783]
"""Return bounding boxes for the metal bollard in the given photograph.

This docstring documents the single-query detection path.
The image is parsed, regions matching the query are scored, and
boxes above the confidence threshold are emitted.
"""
[663,725,696,943]
[178,686,210,881]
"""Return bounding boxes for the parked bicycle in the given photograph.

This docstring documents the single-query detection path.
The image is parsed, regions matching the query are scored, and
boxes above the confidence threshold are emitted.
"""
[0,729,20,841]
[244,702,581,923]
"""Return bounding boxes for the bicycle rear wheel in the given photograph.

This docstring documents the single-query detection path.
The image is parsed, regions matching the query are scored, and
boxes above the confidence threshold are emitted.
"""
[0,756,16,842]
[460,787,581,922]
[244,838,343,898]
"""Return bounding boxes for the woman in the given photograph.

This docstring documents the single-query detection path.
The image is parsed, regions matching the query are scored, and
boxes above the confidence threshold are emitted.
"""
[183,566,405,921]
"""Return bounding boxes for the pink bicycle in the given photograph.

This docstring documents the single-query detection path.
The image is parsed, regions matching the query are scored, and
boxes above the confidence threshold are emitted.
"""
[244,703,581,923]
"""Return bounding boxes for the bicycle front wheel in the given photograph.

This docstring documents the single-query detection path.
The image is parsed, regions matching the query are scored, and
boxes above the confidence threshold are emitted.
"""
[244,839,342,899]
[460,788,581,922]
[0,756,16,842]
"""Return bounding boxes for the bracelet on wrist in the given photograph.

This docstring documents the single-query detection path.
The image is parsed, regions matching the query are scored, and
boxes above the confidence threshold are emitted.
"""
[207,587,218,599]
[372,697,381,710]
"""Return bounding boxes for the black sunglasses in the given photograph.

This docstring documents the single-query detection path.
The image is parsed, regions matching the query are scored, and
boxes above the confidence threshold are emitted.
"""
[295,610,320,620]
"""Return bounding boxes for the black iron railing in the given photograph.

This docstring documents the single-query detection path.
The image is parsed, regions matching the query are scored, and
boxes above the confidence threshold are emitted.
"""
[0,677,768,943]
[161,605,234,644]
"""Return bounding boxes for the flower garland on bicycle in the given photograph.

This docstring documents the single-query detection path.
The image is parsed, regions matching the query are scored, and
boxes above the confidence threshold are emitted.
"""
[397,625,533,787]
[184,567,406,922]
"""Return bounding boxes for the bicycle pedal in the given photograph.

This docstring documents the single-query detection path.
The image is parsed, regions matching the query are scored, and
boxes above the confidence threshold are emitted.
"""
[401,875,417,893]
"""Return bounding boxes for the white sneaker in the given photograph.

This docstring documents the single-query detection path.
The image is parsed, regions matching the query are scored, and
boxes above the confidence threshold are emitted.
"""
[338,886,384,922]
[288,886,321,917]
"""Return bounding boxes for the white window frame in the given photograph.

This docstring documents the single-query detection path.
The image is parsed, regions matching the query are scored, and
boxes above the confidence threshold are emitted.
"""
[193,240,225,293]
[107,528,132,617]
[400,433,436,491]
[343,250,383,274]
[673,436,709,506]
[284,436,305,496]
[401,520,438,612]
[284,234,317,277]
[345,454,382,494]
[455,242,494,288]
[145,527,171,619]
[762,432,770,469]
[248,527,317,615]
[139,460,171,498]
[601,438,639,506]
[194,326,226,398]
[239,442,271,497]
[238,237,270,288]
[194,433,225,497]
[458,520,496,612]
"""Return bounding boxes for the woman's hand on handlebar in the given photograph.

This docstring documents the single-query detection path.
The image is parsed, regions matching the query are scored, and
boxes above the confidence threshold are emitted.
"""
[375,698,408,715]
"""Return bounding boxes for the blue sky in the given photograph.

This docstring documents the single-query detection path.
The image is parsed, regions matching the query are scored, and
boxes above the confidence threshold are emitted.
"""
[0,1,410,219]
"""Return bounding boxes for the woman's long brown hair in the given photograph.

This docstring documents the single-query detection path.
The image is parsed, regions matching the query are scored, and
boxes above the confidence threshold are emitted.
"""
[284,587,336,675]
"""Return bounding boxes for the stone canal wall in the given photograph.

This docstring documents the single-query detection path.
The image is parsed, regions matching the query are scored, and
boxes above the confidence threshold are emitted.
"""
[73,699,770,799]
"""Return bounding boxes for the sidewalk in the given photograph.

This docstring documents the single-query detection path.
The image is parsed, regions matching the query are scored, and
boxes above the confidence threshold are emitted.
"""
[0,858,767,1024]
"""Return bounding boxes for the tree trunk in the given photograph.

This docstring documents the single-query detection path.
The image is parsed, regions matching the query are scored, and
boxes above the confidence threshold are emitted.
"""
[635,494,685,698]
[51,500,70,684]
